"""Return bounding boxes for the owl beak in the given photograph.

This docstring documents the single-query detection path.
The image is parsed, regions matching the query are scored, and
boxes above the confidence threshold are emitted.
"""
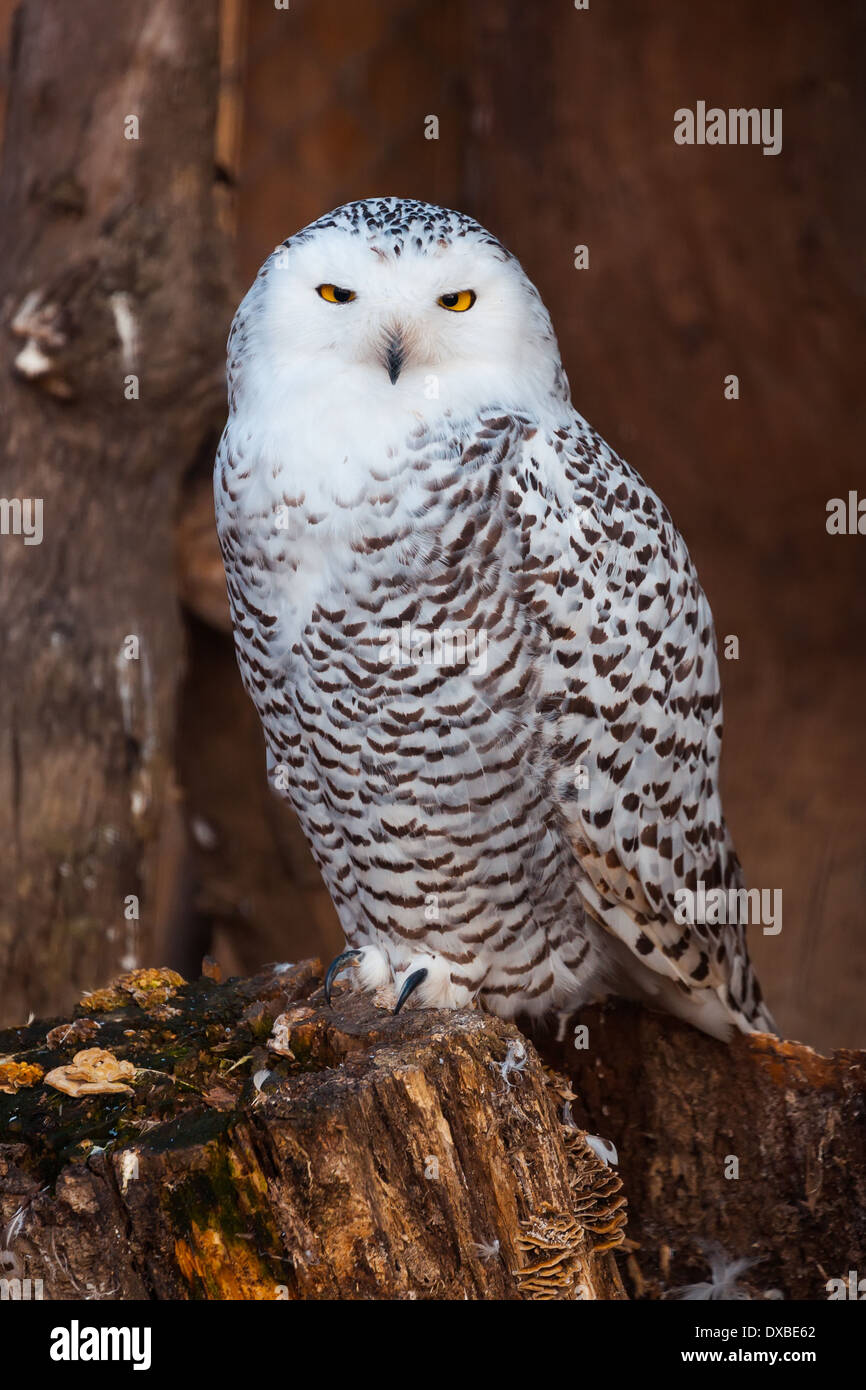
[383,332,404,385]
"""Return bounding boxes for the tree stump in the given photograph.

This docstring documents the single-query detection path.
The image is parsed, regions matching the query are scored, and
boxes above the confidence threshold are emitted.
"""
[539,1004,866,1301]
[0,960,625,1300]
[2,957,861,1301]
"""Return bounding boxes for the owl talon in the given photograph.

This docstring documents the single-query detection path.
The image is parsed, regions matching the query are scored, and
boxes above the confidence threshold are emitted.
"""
[324,949,362,1007]
[393,967,428,1015]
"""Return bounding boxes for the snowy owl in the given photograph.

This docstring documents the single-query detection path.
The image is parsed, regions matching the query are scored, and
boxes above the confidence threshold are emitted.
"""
[215,197,773,1041]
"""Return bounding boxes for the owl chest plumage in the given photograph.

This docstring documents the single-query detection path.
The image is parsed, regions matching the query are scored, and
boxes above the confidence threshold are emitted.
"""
[217,412,611,1012]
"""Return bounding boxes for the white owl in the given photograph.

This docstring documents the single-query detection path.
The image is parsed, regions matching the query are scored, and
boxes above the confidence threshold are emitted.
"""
[215,198,774,1041]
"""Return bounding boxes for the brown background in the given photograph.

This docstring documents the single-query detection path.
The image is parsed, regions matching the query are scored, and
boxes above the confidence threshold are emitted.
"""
[1,0,863,1050]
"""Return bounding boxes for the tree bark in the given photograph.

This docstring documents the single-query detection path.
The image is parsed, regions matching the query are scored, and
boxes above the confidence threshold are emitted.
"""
[539,1006,866,1301]
[0,0,233,1024]
[0,959,626,1300]
[1,956,862,1301]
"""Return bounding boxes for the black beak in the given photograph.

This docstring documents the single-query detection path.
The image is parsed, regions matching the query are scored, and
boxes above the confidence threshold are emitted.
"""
[384,334,404,385]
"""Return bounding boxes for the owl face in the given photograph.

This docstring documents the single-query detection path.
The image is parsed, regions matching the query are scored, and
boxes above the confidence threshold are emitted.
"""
[236,200,566,418]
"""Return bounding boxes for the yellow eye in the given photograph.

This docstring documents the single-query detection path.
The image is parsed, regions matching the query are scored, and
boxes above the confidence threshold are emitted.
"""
[437,290,476,312]
[317,284,356,304]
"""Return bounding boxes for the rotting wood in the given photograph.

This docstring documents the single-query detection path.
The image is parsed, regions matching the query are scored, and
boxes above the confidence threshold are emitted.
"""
[0,959,625,1300]
[537,1002,866,1301]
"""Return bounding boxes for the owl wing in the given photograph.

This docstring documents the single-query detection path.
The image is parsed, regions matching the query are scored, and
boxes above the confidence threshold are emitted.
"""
[503,414,771,1034]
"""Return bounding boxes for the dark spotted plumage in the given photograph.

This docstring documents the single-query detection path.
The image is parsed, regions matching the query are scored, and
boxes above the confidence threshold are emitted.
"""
[215,198,773,1038]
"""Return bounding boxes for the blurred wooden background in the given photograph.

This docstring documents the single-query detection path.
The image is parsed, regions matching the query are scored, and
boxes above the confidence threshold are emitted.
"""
[1,0,863,1050]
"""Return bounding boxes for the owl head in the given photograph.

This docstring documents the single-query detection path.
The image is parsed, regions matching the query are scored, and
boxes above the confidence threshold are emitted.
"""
[229,198,569,421]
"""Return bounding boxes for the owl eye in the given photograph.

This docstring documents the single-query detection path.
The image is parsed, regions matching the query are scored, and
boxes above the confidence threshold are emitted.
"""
[317,284,356,304]
[437,290,476,312]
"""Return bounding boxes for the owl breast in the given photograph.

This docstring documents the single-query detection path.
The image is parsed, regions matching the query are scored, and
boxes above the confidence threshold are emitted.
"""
[217,411,606,1018]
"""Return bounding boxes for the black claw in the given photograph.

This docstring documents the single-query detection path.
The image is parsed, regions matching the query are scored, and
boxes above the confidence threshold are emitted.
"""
[394,967,428,1016]
[324,949,361,1007]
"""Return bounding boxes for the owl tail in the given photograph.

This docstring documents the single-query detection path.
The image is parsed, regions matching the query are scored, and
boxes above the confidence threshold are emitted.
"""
[605,934,777,1041]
